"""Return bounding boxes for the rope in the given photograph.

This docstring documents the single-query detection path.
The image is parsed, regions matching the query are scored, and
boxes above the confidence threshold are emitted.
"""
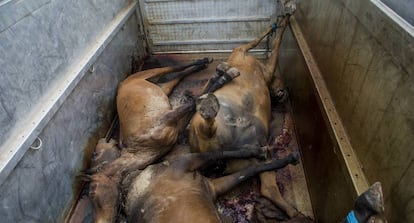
[265,23,278,57]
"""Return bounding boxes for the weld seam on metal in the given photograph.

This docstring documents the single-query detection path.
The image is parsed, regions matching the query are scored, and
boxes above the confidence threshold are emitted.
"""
[0,1,137,186]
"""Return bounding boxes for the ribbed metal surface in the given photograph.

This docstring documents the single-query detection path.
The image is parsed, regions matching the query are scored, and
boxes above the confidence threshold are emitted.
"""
[139,0,278,52]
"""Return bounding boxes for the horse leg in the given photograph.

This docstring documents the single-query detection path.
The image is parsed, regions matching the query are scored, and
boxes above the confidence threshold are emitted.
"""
[158,94,195,126]
[127,57,211,83]
[341,182,384,223]
[88,149,158,223]
[235,24,278,53]
[157,62,209,96]
[265,16,289,79]
[86,138,121,174]
[263,15,289,99]
[202,24,274,94]
[88,173,119,223]
[188,93,220,152]
[201,62,240,94]
[260,170,299,218]
[169,147,268,172]
[208,152,299,198]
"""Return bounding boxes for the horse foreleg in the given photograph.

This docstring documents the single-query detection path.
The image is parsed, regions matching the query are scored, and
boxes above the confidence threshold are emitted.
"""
[208,152,299,198]
[170,147,267,172]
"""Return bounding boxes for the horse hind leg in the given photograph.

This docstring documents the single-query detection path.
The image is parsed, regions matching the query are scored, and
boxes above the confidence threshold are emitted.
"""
[126,57,211,92]
[201,62,240,94]
[157,60,210,96]
[235,23,277,53]
[196,93,220,121]
[187,93,221,145]
[158,92,196,126]
[260,170,299,218]
[263,15,290,85]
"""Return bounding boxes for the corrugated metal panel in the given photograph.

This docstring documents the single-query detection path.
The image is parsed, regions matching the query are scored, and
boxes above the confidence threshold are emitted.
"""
[139,0,279,52]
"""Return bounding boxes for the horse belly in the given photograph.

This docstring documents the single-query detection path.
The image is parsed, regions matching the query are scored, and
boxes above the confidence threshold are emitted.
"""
[117,81,171,139]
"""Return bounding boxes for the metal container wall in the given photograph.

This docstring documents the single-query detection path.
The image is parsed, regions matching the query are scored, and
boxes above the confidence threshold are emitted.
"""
[2,0,411,222]
[294,0,414,222]
[139,0,279,52]
[0,0,145,221]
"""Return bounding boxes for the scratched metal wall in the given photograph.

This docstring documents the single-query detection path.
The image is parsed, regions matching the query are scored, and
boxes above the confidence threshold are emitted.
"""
[139,0,279,52]
[295,0,414,222]
[0,0,145,222]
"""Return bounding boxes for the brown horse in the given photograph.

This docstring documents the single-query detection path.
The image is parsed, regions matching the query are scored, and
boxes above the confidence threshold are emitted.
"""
[124,148,299,223]
[188,15,299,218]
[87,138,384,223]
[86,58,211,223]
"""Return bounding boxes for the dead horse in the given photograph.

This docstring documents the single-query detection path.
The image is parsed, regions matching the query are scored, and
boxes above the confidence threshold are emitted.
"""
[86,58,211,223]
[189,16,298,217]
[125,148,300,223]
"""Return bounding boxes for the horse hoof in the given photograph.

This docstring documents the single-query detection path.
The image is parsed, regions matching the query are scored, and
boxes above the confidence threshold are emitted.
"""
[289,151,300,165]
[196,93,220,119]
[357,182,384,214]
[272,88,289,103]
[216,62,231,75]
[226,67,240,79]
[257,146,269,160]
